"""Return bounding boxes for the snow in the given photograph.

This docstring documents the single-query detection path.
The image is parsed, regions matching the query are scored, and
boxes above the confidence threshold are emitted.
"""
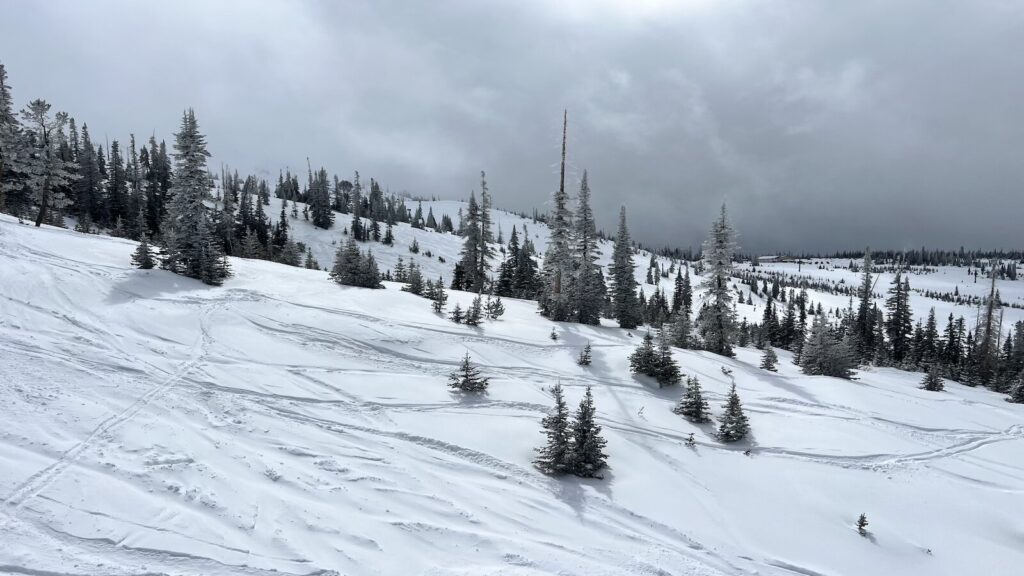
[1,213,1023,576]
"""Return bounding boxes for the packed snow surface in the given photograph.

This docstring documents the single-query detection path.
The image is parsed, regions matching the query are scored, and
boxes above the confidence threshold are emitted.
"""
[1,214,1022,576]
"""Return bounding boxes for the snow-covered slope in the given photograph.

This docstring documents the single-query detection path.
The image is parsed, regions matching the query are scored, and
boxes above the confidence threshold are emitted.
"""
[1,215,1023,576]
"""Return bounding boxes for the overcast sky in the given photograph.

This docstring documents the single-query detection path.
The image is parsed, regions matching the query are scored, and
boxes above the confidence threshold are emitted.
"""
[2,0,1022,252]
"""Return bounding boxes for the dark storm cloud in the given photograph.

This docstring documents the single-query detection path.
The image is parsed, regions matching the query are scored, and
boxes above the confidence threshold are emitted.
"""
[2,0,1022,252]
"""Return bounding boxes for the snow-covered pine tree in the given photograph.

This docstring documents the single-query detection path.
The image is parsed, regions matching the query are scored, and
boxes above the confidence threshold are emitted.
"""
[572,170,603,325]
[550,327,559,341]
[718,383,750,442]
[160,109,229,285]
[610,206,641,328]
[534,383,570,474]
[448,352,489,392]
[577,342,592,366]
[18,99,76,228]
[920,364,945,391]
[697,204,738,356]
[458,191,487,293]
[569,386,608,477]
[760,343,778,372]
[674,376,711,423]
[540,111,574,321]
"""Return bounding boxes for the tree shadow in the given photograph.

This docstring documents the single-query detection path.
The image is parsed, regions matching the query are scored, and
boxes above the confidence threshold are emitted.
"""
[104,269,211,305]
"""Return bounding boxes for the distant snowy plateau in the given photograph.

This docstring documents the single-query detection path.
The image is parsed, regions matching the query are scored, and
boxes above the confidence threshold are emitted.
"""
[1,205,1022,576]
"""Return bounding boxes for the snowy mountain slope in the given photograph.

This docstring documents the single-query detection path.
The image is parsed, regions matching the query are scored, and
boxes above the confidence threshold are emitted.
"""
[1,216,1022,576]
[258,195,1022,333]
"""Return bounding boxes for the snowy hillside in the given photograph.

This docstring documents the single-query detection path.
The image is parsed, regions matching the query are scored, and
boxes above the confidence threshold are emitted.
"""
[2,215,1022,576]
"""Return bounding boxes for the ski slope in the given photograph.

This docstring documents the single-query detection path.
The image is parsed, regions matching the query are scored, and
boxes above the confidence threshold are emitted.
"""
[1,215,1023,576]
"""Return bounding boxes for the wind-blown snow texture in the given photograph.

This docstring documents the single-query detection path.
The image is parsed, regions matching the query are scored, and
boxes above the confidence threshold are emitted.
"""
[1,211,1022,576]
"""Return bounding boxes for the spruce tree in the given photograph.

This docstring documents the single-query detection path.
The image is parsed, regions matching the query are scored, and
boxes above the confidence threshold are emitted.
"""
[465,294,484,326]
[572,170,603,325]
[131,236,156,269]
[569,386,608,477]
[885,271,914,364]
[920,364,945,392]
[697,204,739,356]
[540,113,574,322]
[577,342,593,366]
[448,352,489,392]
[1006,373,1024,404]
[800,314,858,379]
[674,376,711,423]
[449,302,464,323]
[458,191,486,292]
[718,383,750,443]
[629,332,658,376]
[484,294,505,319]
[760,343,778,372]
[534,383,570,474]
[856,513,869,536]
[160,109,229,285]
[19,100,77,227]
[431,277,448,313]
[610,206,641,328]
[655,329,682,387]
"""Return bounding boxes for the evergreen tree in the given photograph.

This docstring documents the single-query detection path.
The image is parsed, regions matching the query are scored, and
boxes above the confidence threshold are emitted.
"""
[448,352,489,392]
[431,277,448,313]
[577,342,592,366]
[1005,372,1024,404]
[760,343,778,372]
[610,206,641,328]
[540,111,574,321]
[655,329,682,386]
[674,376,711,423]
[697,205,739,356]
[449,302,464,323]
[856,514,869,536]
[19,100,77,227]
[484,294,505,319]
[800,314,858,379]
[920,364,945,392]
[0,63,20,215]
[853,250,875,358]
[629,332,658,375]
[131,235,156,269]
[534,383,571,474]
[718,383,750,443]
[458,191,487,292]
[885,271,914,364]
[572,171,603,325]
[569,386,608,477]
[160,109,229,285]
[465,294,484,326]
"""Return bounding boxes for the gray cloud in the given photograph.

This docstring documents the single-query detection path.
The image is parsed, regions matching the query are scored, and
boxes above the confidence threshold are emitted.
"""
[2,0,1022,252]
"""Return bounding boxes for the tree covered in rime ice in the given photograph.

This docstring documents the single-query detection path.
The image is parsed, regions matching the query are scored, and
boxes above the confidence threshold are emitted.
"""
[1005,373,1024,404]
[697,204,738,356]
[569,386,608,477]
[448,352,489,392]
[610,206,641,329]
[534,383,570,474]
[160,109,230,285]
[19,99,77,227]
[717,383,750,442]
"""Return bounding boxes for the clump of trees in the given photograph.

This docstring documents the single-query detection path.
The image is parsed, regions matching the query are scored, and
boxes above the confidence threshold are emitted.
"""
[535,384,608,478]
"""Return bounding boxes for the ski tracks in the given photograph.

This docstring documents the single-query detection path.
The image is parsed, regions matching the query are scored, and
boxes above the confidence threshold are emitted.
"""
[1,302,218,520]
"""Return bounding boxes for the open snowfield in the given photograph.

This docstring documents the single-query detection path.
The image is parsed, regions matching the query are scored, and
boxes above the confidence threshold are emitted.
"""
[2,214,1023,576]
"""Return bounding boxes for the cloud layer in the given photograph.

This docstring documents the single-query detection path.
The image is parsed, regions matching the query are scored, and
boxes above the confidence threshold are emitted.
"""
[2,0,1022,251]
